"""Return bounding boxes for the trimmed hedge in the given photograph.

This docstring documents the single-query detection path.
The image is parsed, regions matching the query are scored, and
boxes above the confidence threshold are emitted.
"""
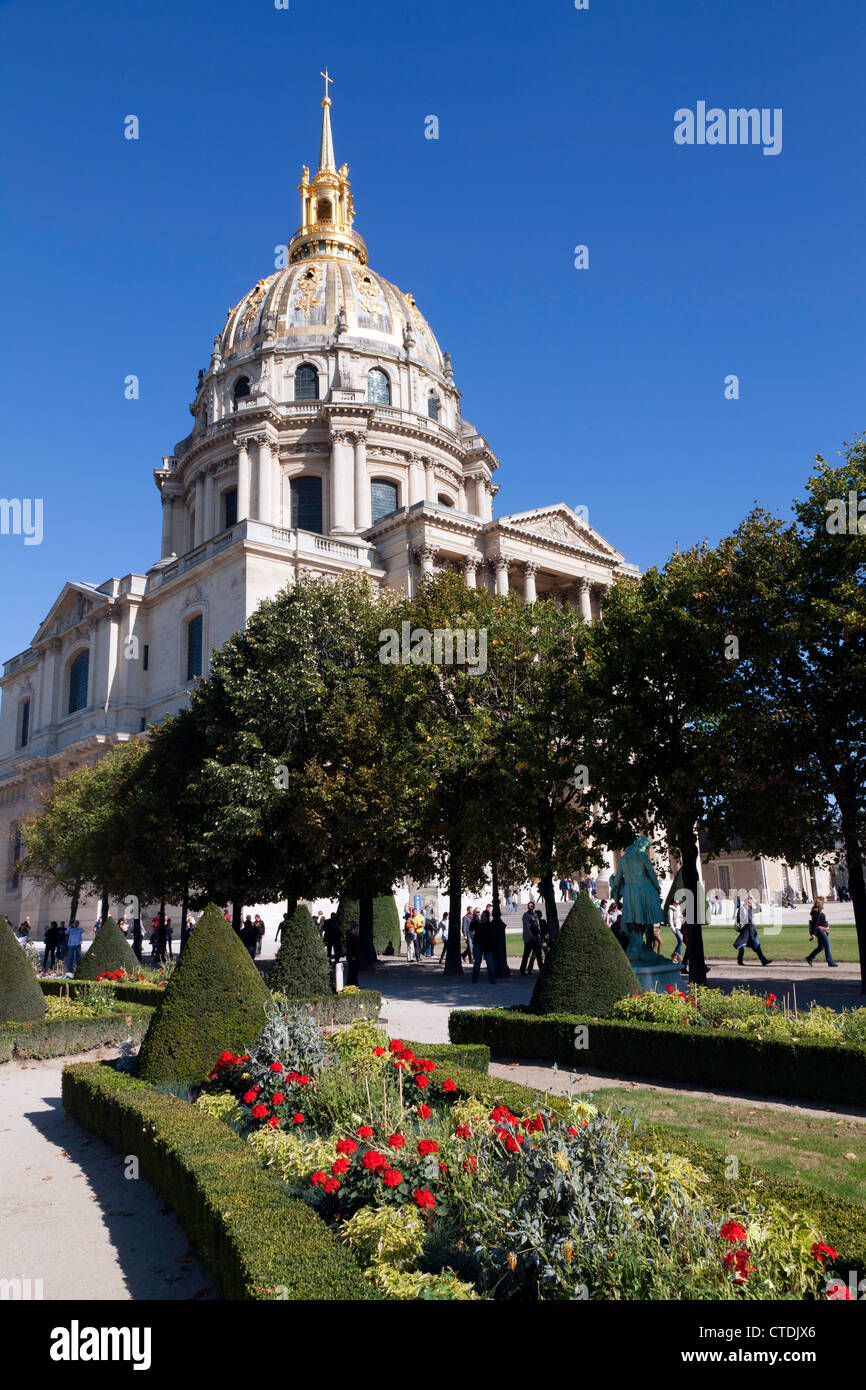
[62,1062,377,1300]
[269,905,331,997]
[531,893,639,1017]
[137,904,271,1084]
[448,1008,866,1108]
[439,1061,866,1279]
[0,1004,154,1063]
[75,915,139,981]
[338,895,402,954]
[302,990,381,1025]
[401,1040,490,1074]
[0,913,46,1021]
[41,978,165,1007]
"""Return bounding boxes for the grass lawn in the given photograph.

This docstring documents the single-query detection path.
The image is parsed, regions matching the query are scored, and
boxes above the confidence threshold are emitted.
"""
[506,925,861,962]
[582,1085,866,1206]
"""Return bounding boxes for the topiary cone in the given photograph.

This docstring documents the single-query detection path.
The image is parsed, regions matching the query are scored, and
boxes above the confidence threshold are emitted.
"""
[0,914,46,1021]
[269,904,331,997]
[75,915,139,981]
[136,902,270,1083]
[530,893,640,1018]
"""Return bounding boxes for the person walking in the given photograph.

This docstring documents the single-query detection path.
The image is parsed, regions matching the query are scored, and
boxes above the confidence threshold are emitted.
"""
[806,897,837,966]
[472,909,496,983]
[345,922,361,986]
[55,921,68,971]
[254,914,266,957]
[460,907,474,961]
[41,921,59,973]
[424,908,436,958]
[165,918,174,958]
[241,915,258,959]
[438,911,449,962]
[667,898,684,963]
[65,920,83,976]
[734,897,772,966]
[519,901,544,976]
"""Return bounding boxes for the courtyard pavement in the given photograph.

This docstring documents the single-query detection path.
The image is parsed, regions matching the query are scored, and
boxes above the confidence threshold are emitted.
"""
[0,1052,215,1301]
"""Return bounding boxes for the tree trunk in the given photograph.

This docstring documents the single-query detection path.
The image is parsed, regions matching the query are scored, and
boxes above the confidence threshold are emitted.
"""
[131,917,143,963]
[680,830,708,986]
[180,885,190,953]
[232,901,242,936]
[491,860,511,976]
[444,848,464,976]
[100,889,109,923]
[841,822,866,992]
[156,899,167,964]
[537,799,559,941]
[358,893,376,972]
[69,889,80,923]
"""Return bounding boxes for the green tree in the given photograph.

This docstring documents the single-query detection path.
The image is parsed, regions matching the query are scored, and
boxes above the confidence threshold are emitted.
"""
[269,904,330,997]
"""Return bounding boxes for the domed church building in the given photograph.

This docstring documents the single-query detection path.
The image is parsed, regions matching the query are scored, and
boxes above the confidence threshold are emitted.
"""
[0,80,637,926]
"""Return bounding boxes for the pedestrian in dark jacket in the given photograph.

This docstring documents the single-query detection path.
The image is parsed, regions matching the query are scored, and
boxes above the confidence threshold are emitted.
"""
[734,898,772,966]
[806,898,837,966]
[42,922,59,972]
[519,902,544,976]
[472,909,496,983]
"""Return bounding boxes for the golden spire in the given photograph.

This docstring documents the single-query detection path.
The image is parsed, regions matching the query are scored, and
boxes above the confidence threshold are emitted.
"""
[318,67,336,173]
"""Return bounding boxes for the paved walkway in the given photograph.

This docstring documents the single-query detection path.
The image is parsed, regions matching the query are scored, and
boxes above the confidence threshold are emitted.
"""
[0,1051,215,1301]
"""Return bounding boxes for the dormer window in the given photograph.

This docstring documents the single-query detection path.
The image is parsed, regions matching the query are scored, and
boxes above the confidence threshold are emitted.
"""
[233,377,251,410]
[427,393,440,422]
[295,363,319,401]
[367,368,390,405]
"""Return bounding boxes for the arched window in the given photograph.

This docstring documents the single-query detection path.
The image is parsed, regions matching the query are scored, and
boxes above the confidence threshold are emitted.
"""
[223,487,238,530]
[290,476,323,533]
[232,377,250,410]
[68,650,89,714]
[186,614,203,681]
[17,697,30,749]
[437,494,453,508]
[370,479,399,524]
[294,364,319,401]
[316,197,333,223]
[427,393,440,421]
[367,368,391,405]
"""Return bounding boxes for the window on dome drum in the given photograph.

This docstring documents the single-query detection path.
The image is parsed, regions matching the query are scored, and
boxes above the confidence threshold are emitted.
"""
[186,614,203,682]
[223,487,238,530]
[17,697,30,749]
[427,393,440,421]
[294,364,319,401]
[367,368,391,405]
[233,377,251,410]
[437,494,453,508]
[68,651,89,714]
[290,476,323,533]
[370,479,399,524]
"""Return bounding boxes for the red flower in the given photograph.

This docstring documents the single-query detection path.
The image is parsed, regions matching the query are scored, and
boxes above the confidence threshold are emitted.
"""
[811,1241,837,1263]
[438,1161,449,1173]
[250,1103,269,1119]
[414,1075,429,1090]
[393,1059,406,1071]
[442,1079,457,1093]
[388,1039,404,1053]
[373,1047,385,1056]
[292,1113,304,1125]
[310,1170,327,1186]
[723,1249,754,1280]
[219,1051,234,1062]
[417,1103,431,1119]
[324,1177,341,1194]
[362,1151,387,1172]
[388,1133,406,1150]
[417,1139,438,1156]
[296,1075,311,1087]
[271,1092,285,1105]
[766,994,777,1007]
[332,1158,350,1175]
[267,1116,280,1129]
[336,1138,359,1155]
[463,1155,478,1173]
[381,1168,403,1188]
[242,1088,259,1104]
[720,1221,747,1243]
[413,1188,435,1210]
[454,1123,471,1139]
[270,1061,284,1073]
[503,1134,522,1153]
[357,1125,373,1139]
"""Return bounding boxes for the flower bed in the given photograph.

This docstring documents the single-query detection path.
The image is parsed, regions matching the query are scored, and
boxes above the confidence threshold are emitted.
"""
[448,1007,866,1108]
[0,1001,155,1063]
[40,976,166,1006]
[614,985,866,1047]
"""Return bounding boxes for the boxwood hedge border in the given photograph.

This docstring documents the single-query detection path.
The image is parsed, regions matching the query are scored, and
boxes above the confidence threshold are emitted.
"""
[0,1004,155,1064]
[40,978,383,1026]
[448,1008,866,1108]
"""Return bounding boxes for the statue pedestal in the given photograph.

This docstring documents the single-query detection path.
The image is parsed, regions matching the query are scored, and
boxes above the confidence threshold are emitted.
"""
[632,957,685,994]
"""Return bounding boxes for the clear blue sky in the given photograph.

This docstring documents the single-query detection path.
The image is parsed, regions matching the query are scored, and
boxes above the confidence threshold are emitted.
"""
[1,0,864,659]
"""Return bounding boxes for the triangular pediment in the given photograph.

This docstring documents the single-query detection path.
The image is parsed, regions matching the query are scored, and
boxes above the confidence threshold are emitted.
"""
[495,505,623,560]
[32,582,109,646]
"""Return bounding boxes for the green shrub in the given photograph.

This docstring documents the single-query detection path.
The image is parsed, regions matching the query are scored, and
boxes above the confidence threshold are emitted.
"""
[62,1061,377,1300]
[530,894,639,1018]
[136,903,270,1084]
[338,895,401,954]
[0,914,46,1022]
[269,905,331,998]
[1,1004,153,1062]
[75,916,140,981]
[449,1008,866,1108]
[41,977,164,1007]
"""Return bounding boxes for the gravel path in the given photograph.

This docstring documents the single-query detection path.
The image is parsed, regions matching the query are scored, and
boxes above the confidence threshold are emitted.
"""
[0,1051,215,1301]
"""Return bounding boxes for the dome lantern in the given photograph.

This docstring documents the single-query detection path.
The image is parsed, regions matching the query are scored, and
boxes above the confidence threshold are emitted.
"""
[289,70,368,266]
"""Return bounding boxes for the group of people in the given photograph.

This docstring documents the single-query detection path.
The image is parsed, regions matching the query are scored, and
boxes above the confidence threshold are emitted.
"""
[35,920,84,976]
[403,904,449,961]
[558,876,598,902]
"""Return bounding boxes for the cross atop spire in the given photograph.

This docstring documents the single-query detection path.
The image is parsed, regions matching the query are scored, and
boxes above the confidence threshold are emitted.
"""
[320,67,333,100]
[318,66,336,172]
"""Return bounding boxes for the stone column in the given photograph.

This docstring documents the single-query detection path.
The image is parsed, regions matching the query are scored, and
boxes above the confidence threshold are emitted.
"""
[424,457,436,503]
[272,447,283,527]
[104,608,122,716]
[160,493,173,558]
[329,428,355,532]
[415,545,436,576]
[577,577,593,622]
[236,439,251,522]
[42,638,62,728]
[256,437,272,522]
[494,556,510,596]
[353,431,371,531]
[482,480,493,522]
[523,560,538,603]
[457,481,467,511]
[203,470,215,541]
[463,555,479,589]
[193,475,205,547]
[408,453,425,507]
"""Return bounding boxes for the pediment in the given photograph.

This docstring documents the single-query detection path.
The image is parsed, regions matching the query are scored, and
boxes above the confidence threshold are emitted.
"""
[496,505,622,560]
[32,582,108,645]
